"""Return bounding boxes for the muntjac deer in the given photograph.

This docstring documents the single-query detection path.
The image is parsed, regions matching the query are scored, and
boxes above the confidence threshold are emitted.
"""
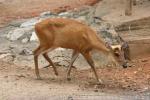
[34,18,126,84]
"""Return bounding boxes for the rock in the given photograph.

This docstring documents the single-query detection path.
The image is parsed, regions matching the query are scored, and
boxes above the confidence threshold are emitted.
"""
[58,12,69,16]
[58,12,72,18]
[7,28,25,41]
[95,21,121,45]
[75,16,86,23]
[20,18,39,28]
[99,22,111,32]
[7,28,32,41]
[0,53,15,62]
[21,37,29,43]
[0,53,11,59]
[19,48,33,56]
[30,31,38,41]
[48,48,72,66]
[40,11,52,17]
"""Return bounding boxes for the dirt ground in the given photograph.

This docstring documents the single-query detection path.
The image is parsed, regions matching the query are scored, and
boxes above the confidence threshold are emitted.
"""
[0,57,150,99]
[0,0,98,28]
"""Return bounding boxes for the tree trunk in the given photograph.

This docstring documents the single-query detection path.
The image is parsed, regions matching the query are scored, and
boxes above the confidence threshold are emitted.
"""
[125,0,133,16]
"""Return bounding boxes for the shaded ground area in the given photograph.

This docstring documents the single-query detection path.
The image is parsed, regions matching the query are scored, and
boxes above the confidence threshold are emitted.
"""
[0,0,98,28]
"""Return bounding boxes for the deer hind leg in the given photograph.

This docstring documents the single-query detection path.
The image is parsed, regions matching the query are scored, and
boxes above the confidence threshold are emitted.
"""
[33,46,48,80]
[43,53,58,76]
[82,51,101,84]
[67,50,79,81]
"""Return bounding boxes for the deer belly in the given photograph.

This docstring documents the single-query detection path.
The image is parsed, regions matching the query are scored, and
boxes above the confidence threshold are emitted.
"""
[54,38,87,51]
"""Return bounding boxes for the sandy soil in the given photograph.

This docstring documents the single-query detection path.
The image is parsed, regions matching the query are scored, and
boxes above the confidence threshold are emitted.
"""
[0,57,150,99]
[95,0,150,24]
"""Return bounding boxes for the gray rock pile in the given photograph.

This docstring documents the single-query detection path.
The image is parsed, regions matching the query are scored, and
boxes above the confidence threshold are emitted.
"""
[1,6,121,69]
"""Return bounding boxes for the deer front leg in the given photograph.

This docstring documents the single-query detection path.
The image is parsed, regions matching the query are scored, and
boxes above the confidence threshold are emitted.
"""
[33,46,47,80]
[82,51,101,85]
[43,53,58,76]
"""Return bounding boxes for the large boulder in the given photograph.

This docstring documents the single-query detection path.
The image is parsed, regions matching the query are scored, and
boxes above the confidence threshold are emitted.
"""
[7,28,33,41]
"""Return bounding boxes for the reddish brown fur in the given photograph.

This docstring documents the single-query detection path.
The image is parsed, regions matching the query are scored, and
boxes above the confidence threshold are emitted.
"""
[35,18,109,53]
